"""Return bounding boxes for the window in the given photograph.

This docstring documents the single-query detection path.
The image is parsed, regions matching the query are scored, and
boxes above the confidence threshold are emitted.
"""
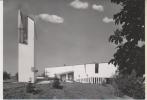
[19,27,28,44]
[19,11,28,44]
[95,63,99,73]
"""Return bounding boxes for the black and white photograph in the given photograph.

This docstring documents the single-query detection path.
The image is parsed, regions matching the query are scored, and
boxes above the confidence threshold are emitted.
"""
[3,0,145,99]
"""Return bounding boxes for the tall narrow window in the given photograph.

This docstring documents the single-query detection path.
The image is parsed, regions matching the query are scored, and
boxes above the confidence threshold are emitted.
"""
[19,11,28,44]
[95,63,99,73]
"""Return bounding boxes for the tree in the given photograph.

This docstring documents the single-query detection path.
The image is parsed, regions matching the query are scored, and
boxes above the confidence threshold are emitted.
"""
[109,0,145,76]
[15,72,18,81]
[113,70,145,99]
[3,71,11,80]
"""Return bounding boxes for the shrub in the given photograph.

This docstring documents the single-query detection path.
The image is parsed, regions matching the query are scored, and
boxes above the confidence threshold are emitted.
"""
[26,82,41,94]
[52,76,63,89]
[52,77,60,88]
[3,71,11,80]
[113,70,145,99]
[26,81,35,93]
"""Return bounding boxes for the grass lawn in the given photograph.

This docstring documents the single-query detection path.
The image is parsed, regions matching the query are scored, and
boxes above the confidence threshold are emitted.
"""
[4,82,121,99]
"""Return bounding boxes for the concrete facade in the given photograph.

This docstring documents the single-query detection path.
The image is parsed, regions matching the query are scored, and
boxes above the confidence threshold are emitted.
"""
[45,63,117,84]
[18,10,35,83]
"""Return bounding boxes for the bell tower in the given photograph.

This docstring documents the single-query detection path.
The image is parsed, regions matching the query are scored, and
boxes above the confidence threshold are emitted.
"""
[18,10,36,83]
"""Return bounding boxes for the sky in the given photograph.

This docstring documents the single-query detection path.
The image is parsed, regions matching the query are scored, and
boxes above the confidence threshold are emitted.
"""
[4,0,121,75]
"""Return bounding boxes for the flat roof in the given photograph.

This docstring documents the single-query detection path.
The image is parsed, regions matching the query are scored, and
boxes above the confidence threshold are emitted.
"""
[45,62,110,69]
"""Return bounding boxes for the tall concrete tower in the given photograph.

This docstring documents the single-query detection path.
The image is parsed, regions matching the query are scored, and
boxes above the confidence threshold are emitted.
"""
[18,10,36,83]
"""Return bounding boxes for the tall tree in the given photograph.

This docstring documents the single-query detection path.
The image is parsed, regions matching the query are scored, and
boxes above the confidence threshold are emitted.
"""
[109,0,145,76]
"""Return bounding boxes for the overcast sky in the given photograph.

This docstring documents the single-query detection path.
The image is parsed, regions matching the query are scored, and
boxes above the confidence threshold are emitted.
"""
[4,0,121,75]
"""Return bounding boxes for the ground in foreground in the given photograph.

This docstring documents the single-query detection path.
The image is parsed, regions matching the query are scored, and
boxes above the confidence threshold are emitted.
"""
[3,82,129,99]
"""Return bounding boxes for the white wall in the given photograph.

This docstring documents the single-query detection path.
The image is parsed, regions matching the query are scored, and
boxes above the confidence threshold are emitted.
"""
[18,16,35,83]
[73,64,85,80]
[45,63,117,81]
[45,66,73,77]
[97,63,117,78]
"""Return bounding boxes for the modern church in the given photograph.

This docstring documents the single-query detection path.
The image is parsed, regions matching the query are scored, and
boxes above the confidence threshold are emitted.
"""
[45,63,117,84]
[18,10,117,84]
